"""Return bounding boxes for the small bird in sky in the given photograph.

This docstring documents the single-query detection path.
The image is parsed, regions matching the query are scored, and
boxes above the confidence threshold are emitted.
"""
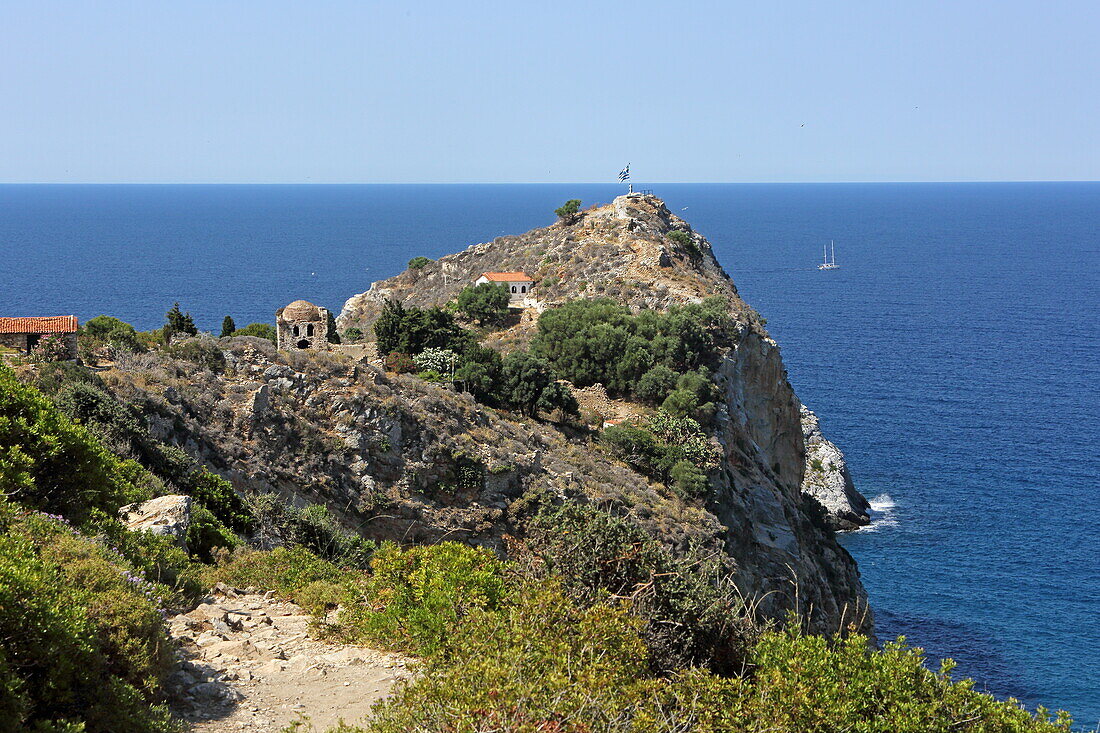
[800,123,805,127]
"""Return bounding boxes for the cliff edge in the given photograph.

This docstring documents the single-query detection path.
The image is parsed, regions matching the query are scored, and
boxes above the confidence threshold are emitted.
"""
[335,194,870,631]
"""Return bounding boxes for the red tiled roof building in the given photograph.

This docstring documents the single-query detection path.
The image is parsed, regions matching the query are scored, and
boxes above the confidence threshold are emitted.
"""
[474,272,535,303]
[0,316,79,358]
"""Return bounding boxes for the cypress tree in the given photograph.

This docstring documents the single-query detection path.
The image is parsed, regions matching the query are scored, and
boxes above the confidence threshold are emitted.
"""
[220,316,236,337]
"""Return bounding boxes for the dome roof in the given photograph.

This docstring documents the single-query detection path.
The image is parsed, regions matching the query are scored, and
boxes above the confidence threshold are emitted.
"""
[281,299,322,321]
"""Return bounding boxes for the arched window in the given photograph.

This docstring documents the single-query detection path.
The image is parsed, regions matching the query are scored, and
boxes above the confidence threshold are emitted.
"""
[293,325,300,336]
[307,324,315,336]
[521,285,527,293]
[511,286,517,293]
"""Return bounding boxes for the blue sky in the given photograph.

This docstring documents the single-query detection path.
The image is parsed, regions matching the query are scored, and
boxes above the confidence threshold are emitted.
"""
[1,1,1097,183]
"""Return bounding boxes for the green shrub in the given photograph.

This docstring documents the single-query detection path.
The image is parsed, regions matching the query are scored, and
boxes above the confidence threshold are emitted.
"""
[81,315,146,354]
[0,506,180,732]
[295,580,349,617]
[364,583,648,732]
[602,410,719,485]
[289,504,377,569]
[667,229,701,257]
[456,283,511,325]
[694,626,1074,732]
[186,503,242,563]
[33,361,106,396]
[0,364,136,520]
[374,299,473,357]
[205,545,352,599]
[531,298,730,398]
[636,364,679,405]
[220,316,236,338]
[90,514,203,604]
[499,351,556,417]
[244,495,376,570]
[230,322,277,343]
[165,338,226,372]
[334,542,511,655]
[187,470,254,534]
[407,256,432,269]
[554,198,582,224]
[536,381,580,421]
[670,459,708,497]
[453,344,503,403]
[661,388,699,418]
[347,590,1072,733]
[343,327,363,343]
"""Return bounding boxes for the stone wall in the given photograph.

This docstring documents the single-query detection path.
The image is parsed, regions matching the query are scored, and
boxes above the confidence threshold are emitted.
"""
[0,334,28,352]
[0,332,77,358]
[276,313,330,351]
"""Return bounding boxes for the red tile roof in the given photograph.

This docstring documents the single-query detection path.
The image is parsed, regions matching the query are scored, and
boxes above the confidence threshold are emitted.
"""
[480,271,533,282]
[0,316,78,334]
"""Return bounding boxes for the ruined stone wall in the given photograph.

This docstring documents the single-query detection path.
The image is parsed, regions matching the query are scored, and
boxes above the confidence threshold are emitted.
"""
[0,334,28,352]
[276,313,330,351]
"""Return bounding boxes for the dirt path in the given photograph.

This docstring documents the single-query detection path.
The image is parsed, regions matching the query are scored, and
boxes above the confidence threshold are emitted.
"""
[167,586,413,732]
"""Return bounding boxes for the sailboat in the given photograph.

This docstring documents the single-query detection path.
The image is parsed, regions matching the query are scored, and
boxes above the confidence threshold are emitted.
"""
[818,240,839,270]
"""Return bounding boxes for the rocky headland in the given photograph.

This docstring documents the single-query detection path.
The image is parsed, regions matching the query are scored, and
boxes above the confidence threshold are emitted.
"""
[93,194,871,636]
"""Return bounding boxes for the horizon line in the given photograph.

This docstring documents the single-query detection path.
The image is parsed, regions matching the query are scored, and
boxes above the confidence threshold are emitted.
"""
[0,179,1098,186]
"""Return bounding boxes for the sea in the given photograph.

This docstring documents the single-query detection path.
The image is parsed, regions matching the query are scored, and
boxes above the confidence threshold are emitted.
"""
[1,183,1097,725]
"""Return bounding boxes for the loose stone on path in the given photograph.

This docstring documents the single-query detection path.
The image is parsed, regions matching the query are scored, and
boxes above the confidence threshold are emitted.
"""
[167,587,413,732]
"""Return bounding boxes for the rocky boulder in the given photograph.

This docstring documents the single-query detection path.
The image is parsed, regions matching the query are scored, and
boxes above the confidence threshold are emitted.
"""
[800,406,870,531]
[119,494,193,545]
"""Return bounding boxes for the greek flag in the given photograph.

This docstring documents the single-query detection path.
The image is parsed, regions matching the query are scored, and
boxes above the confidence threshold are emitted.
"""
[618,164,630,182]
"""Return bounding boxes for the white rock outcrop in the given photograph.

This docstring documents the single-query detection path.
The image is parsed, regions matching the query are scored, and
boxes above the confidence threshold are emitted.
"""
[118,494,193,545]
[800,406,870,531]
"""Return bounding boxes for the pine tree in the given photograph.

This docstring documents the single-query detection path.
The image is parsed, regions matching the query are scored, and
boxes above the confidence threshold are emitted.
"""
[220,316,236,337]
[165,302,198,338]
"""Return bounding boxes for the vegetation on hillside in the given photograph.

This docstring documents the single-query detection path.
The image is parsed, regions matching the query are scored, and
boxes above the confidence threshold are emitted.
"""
[455,282,511,325]
[210,541,1073,733]
[602,410,720,495]
[530,297,732,403]
[230,322,276,342]
[554,198,582,224]
[0,315,1076,731]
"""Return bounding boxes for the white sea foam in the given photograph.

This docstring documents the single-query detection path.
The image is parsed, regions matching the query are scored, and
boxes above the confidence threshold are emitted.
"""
[858,493,899,532]
[868,493,896,512]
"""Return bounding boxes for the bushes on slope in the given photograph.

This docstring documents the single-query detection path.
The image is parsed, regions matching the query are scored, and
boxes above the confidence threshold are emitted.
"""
[0,505,180,732]
[530,297,731,399]
[41,372,253,545]
[373,299,472,358]
[333,542,513,655]
[455,282,511,326]
[206,540,1072,733]
[601,409,720,494]
[517,502,756,675]
[0,364,141,521]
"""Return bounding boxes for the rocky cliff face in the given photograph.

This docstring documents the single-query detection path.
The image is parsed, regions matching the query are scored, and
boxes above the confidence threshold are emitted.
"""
[99,194,871,636]
[800,406,871,531]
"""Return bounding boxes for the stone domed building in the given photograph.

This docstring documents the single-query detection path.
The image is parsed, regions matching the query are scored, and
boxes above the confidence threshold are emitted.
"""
[276,299,331,350]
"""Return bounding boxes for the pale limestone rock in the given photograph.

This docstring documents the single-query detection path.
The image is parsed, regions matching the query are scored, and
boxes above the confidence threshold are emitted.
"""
[800,405,870,531]
[118,494,192,545]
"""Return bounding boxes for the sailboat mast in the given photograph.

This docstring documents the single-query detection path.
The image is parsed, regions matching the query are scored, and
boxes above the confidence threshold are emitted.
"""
[831,240,835,265]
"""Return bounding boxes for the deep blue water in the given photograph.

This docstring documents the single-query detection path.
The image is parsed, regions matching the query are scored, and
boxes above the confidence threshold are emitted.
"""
[1,183,1097,724]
